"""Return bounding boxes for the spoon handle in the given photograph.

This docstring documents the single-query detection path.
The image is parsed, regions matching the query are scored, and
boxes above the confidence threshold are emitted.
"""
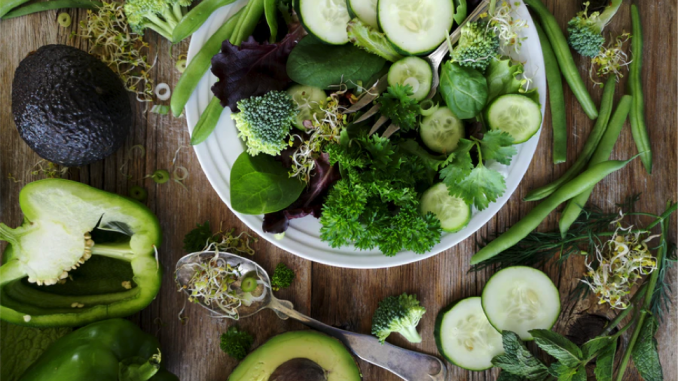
[268,297,447,381]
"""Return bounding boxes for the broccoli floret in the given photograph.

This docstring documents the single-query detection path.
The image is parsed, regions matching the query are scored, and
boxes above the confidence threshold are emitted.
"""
[220,326,254,360]
[567,0,623,58]
[124,0,192,41]
[231,91,297,156]
[451,21,500,72]
[371,293,426,344]
[270,262,295,291]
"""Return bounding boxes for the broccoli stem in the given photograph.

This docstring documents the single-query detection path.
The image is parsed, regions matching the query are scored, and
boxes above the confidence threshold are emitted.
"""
[144,13,175,38]
[145,22,174,41]
[91,242,135,261]
[172,2,183,23]
[398,325,422,343]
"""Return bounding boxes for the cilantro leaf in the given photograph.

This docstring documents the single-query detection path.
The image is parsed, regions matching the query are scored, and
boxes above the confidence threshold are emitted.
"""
[450,165,506,210]
[492,331,550,381]
[593,339,616,381]
[631,314,664,381]
[183,221,213,252]
[377,84,420,132]
[479,130,517,165]
[439,138,474,182]
[530,329,583,368]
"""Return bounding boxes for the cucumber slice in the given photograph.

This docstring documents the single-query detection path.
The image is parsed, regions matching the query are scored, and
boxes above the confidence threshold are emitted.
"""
[287,85,327,130]
[434,297,505,371]
[420,183,471,232]
[485,94,542,144]
[387,56,432,101]
[347,0,378,29]
[481,266,561,341]
[378,0,454,55]
[297,0,351,45]
[419,107,463,154]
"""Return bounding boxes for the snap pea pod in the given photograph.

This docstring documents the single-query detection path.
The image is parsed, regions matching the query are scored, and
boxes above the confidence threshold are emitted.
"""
[172,0,237,43]
[0,0,29,18]
[263,0,277,43]
[170,7,242,117]
[1,0,101,19]
[558,95,633,237]
[524,76,617,201]
[524,0,598,120]
[230,0,264,45]
[628,4,652,174]
[535,22,567,164]
[470,157,634,265]
[190,96,225,145]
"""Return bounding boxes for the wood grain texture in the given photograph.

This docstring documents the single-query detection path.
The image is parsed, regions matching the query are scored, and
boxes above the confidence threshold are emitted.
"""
[0,1,675,380]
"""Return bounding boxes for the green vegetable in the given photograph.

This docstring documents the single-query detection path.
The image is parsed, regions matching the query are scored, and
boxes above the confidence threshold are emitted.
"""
[320,134,441,256]
[170,8,242,117]
[230,152,305,215]
[124,0,194,42]
[0,0,30,17]
[263,0,277,43]
[286,34,386,90]
[270,262,295,291]
[57,12,71,27]
[182,221,213,252]
[1,321,71,381]
[630,315,663,381]
[371,293,426,344]
[240,274,257,292]
[452,0,467,25]
[628,4,652,174]
[559,95,632,237]
[524,0,598,120]
[229,0,264,46]
[347,18,403,62]
[150,169,170,184]
[0,179,162,327]
[220,326,254,360]
[171,0,236,43]
[484,58,526,104]
[524,76,616,201]
[470,158,634,265]
[491,331,550,379]
[1,0,101,19]
[129,185,148,202]
[567,0,622,58]
[535,22,567,164]
[377,84,420,132]
[439,61,488,120]
[231,91,297,156]
[190,97,224,145]
[451,21,500,71]
[18,319,178,381]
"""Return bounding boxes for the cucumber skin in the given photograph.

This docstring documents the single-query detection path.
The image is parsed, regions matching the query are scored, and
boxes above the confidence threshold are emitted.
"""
[480,266,561,341]
[295,0,349,45]
[485,94,542,144]
[434,297,494,371]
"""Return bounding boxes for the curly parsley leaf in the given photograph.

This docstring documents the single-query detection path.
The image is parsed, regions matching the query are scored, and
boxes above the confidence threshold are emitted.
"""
[479,130,517,165]
[377,84,420,132]
[220,326,254,360]
[183,221,213,252]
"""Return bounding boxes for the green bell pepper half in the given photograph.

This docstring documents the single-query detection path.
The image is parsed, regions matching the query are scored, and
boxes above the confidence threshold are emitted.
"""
[18,318,178,381]
[0,179,163,327]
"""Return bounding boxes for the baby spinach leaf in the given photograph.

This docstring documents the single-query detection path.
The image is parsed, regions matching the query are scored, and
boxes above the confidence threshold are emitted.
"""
[631,314,664,381]
[230,152,305,215]
[287,35,386,90]
[439,61,488,119]
[530,329,583,368]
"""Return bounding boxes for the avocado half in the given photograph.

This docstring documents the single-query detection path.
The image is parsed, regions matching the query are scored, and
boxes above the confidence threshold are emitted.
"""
[228,330,361,381]
[11,44,132,167]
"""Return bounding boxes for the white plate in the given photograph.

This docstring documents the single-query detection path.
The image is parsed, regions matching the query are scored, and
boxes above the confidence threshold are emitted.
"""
[185,1,546,269]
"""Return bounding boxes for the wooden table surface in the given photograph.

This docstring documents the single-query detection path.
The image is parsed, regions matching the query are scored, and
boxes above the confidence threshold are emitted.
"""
[1,1,676,380]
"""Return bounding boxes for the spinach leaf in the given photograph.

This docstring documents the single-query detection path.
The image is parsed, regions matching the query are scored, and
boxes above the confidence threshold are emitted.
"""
[230,152,305,215]
[439,61,488,119]
[631,314,664,381]
[287,35,386,90]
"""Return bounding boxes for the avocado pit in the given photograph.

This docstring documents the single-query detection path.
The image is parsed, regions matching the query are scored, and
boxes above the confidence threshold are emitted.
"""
[270,358,329,381]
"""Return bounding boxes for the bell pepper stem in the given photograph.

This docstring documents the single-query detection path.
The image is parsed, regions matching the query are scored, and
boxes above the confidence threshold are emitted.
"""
[119,351,162,381]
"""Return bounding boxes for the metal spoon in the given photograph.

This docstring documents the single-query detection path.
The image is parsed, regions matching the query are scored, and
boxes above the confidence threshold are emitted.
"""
[176,251,447,381]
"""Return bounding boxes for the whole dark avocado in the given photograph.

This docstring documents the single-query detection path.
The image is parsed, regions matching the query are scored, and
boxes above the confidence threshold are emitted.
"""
[12,44,132,167]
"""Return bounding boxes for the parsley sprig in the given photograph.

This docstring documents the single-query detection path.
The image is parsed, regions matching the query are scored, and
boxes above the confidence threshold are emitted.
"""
[377,84,420,132]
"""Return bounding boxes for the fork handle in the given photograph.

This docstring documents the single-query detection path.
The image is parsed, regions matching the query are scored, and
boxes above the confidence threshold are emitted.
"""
[268,297,447,381]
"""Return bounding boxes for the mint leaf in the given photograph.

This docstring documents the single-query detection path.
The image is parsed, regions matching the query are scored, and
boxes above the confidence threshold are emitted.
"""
[594,339,617,381]
[498,371,528,381]
[572,366,587,381]
[492,331,550,380]
[631,314,664,381]
[581,336,613,359]
[479,130,517,165]
[548,362,576,381]
[530,329,583,368]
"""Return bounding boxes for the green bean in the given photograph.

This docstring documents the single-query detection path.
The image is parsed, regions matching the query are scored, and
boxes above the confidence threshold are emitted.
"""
[170,7,242,117]
[558,95,633,237]
[230,0,264,46]
[0,0,30,18]
[524,77,617,201]
[470,157,634,265]
[1,0,100,19]
[190,96,224,145]
[172,0,237,44]
[263,0,277,43]
[535,22,567,164]
[628,4,652,174]
[524,0,598,120]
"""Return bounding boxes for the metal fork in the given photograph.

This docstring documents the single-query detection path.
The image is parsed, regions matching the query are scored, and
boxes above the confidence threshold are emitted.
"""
[347,0,491,138]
